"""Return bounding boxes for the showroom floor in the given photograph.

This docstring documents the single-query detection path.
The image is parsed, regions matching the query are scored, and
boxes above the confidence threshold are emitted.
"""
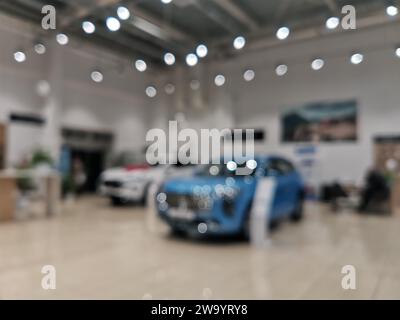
[0,197,399,300]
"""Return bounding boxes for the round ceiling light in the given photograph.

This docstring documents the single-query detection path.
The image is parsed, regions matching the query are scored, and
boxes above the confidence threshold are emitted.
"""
[243,69,255,82]
[186,53,198,67]
[214,74,226,87]
[233,36,246,50]
[164,52,176,66]
[14,51,26,63]
[34,43,46,55]
[117,6,130,20]
[275,64,288,76]
[135,59,147,72]
[196,44,208,58]
[146,86,157,98]
[276,27,290,40]
[106,17,121,31]
[56,33,69,45]
[82,21,95,34]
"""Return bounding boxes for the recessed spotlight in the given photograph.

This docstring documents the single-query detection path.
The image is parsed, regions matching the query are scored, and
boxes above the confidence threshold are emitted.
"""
[396,47,400,58]
[311,58,325,71]
[14,51,26,63]
[243,69,255,81]
[276,27,290,40]
[34,43,46,54]
[106,17,121,31]
[82,21,95,34]
[190,80,200,90]
[135,59,147,72]
[164,52,175,66]
[326,17,340,29]
[165,83,175,95]
[146,86,157,98]
[214,74,226,87]
[91,70,103,83]
[233,36,246,50]
[117,6,130,20]
[386,5,398,16]
[275,64,288,76]
[186,53,198,67]
[56,33,69,45]
[36,80,51,97]
[350,53,364,65]
[196,44,208,58]
[161,0,172,4]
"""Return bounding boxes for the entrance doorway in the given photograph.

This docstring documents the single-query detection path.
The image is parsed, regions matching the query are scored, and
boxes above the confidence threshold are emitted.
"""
[61,128,113,194]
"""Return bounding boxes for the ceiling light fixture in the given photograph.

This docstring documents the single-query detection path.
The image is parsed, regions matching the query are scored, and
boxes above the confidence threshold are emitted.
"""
[326,17,340,29]
[275,64,288,76]
[165,83,175,95]
[186,53,198,67]
[82,21,96,34]
[117,6,130,20]
[146,86,157,98]
[276,27,290,40]
[311,58,325,70]
[196,44,208,58]
[396,47,400,58]
[233,36,246,50]
[350,53,364,65]
[14,50,26,63]
[161,0,172,4]
[106,17,121,31]
[56,33,69,45]
[34,43,46,54]
[91,70,103,83]
[214,74,226,87]
[135,59,147,72]
[164,52,176,66]
[243,69,255,81]
[386,5,398,16]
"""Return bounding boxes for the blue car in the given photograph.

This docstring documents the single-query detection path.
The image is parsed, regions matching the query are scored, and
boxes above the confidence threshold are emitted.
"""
[156,156,305,238]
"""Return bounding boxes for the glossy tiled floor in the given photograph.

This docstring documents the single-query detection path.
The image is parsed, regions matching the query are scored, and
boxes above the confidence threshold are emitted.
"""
[0,196,399,299]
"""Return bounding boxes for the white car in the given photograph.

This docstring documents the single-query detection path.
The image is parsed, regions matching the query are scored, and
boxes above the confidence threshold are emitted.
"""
[99,163,194,206]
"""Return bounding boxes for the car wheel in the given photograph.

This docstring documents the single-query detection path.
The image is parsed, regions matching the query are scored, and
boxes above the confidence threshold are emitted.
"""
[110,196,123,207]
[290,195,304,222]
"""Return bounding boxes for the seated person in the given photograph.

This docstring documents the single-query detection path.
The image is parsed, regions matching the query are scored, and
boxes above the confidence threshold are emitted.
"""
[358,168,390,212]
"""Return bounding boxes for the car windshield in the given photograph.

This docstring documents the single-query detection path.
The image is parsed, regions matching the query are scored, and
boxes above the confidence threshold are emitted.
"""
[200,160,257,177]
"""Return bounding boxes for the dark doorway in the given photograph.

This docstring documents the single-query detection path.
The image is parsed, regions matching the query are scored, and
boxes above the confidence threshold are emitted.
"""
[71,149,105,193]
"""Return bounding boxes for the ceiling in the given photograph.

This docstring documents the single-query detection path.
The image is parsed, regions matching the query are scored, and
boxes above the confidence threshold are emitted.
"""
[0,0,394,66]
